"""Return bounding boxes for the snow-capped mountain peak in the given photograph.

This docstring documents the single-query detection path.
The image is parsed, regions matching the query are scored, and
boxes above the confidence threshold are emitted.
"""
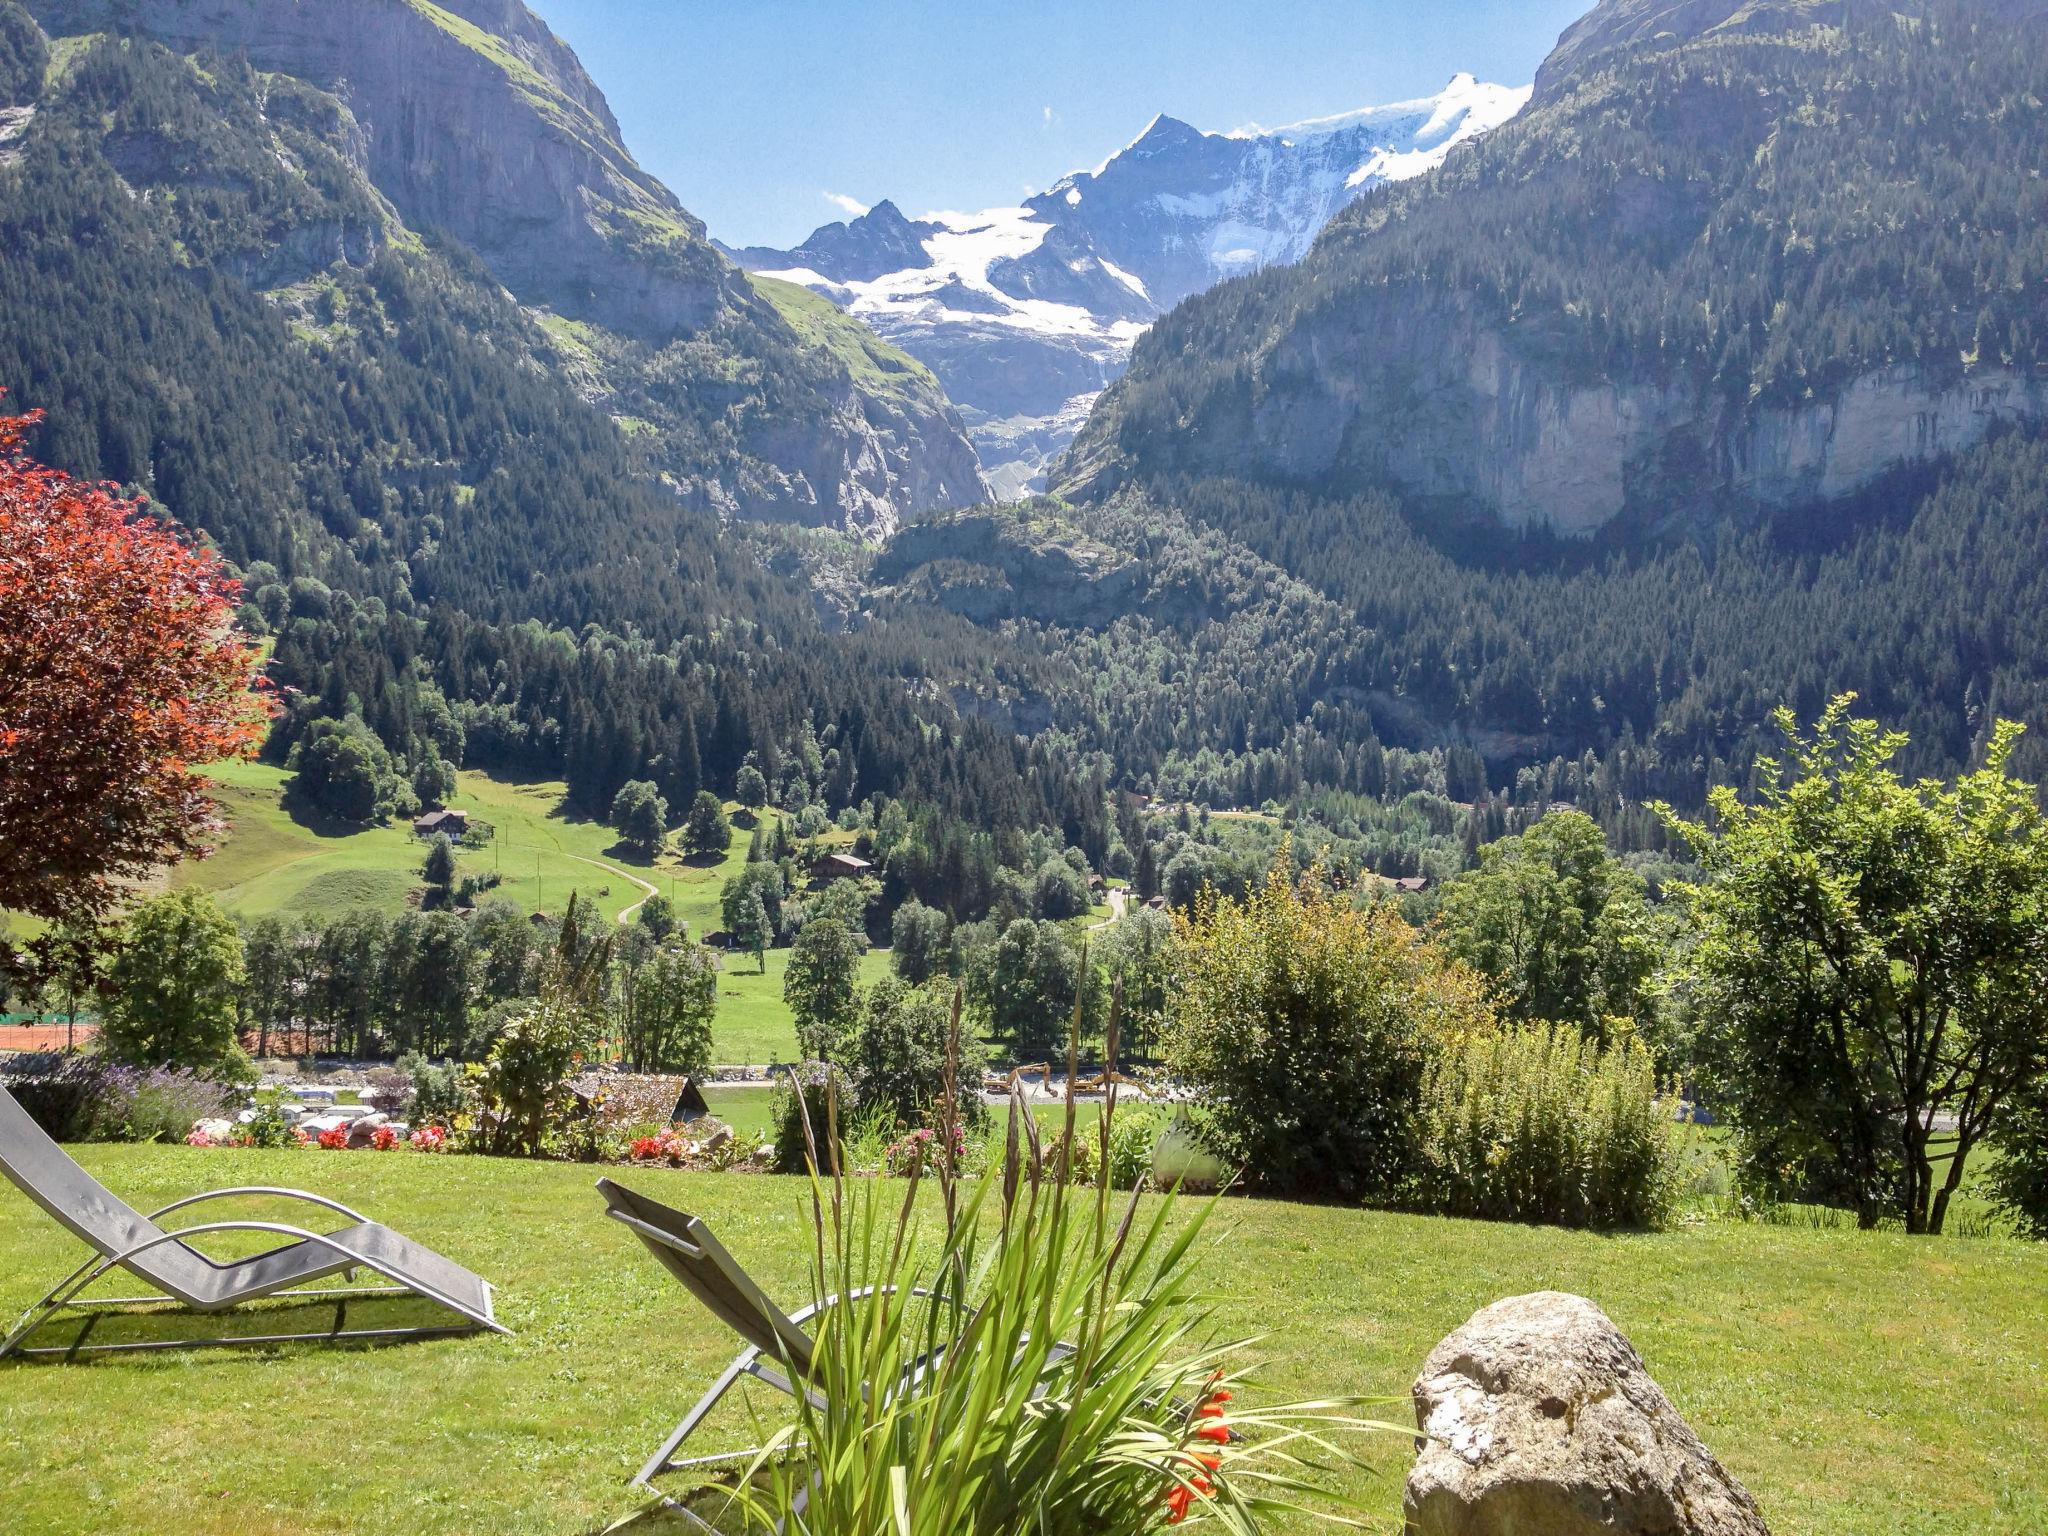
[725,73,1528,497]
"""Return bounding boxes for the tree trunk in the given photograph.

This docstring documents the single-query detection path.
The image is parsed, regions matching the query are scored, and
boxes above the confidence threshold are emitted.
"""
[1928,1130,1974,1236]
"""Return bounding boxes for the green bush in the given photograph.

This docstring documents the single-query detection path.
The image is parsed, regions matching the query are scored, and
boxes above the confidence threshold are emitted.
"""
[469,996,593,1157]
[771,1060,852,1174]
[1166,860,1498,1200]
[1415,1022,1680,1229]
[1102,1102,1165,1191]
[1987,1082,2048,1241]
[396,1051,464,1127]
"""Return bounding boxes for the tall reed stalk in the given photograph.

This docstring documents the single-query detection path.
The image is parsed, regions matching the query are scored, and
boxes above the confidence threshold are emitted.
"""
[711,977,1398,1534]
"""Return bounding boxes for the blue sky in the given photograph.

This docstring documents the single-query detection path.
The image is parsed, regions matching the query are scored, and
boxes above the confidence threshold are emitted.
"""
[533,0,1595,248]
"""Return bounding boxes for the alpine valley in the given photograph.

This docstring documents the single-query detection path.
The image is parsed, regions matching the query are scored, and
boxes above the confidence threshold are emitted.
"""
[728,75,1529,495]
[1,0,2046,886]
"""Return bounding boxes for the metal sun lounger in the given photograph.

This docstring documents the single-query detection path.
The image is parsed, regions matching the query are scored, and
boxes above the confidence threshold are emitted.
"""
[0,1085,507,1359]
[600,1175,1061,1506]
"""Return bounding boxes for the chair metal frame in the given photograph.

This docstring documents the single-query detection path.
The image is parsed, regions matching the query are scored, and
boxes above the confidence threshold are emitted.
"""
[601,1179,1078,1533]
[0,1087,507,1361]
[604,1198,934,1489]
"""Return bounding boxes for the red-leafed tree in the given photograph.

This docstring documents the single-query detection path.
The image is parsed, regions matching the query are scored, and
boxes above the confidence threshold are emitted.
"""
[0,398,271,941]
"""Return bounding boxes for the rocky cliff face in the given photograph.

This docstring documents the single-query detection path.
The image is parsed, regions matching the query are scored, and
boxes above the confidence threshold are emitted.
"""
[1127,290,2048,534]
[1062,0,2048,536]
[27,0,984,531]
[871,510,1145,627]
[732,75,1527,498]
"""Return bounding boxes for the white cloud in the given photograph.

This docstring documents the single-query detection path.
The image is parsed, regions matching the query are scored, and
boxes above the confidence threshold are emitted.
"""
[822,191,869,218]
[1042,105,1057,125]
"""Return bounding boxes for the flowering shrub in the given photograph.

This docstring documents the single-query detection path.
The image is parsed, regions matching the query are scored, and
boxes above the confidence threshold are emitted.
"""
[370,1125,399,1151]
[883,1125,964,1179]
[2,1053,238,1143]
[1162,1377,1234,1525]
[315,1123,352,1150]
[408,1124,447,1153]
[628,1128,692,1165]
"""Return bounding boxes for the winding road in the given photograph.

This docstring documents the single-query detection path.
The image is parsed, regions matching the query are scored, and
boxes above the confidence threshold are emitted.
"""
[564,853,660,926]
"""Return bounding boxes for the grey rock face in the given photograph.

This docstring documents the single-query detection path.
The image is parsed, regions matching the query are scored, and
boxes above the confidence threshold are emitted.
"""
[872,512,1143,627]
[1406,1292,1769,1536]
[31,0,736,339]
[1069,285,2048,534]
[724,199,940,285]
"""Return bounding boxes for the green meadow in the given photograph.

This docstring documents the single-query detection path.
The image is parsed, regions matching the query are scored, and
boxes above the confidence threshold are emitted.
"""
[169,762,883,1065]
[1,1147,2043,1536]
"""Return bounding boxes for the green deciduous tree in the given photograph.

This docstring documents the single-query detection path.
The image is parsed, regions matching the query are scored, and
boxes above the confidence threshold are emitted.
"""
[1094,903,1175,1062]
[785,916,862,1060]
[421,832,457,900]
[681,789,732,858]
[623,943,717,1075]
[890,898,952,984]
[635,890,679,941]
[1661,700,2048,1234]
[722,862,785,956]
[843,976,985,1131]
[731,888,772,974]
[288,714,400,824]
[735,763,767,810]
[1032,857,1090,921]
[411,744,458,811]
[967,918,1099,1063]
[1166,859,1497,1200]
[102,890,251,1078]
[610,778,669,859]
[1436,810,1664,1040]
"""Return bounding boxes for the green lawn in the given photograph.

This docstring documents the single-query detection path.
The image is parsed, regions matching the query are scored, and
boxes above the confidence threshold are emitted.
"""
[2,1147,2043,1535]
[168,764,886,1065]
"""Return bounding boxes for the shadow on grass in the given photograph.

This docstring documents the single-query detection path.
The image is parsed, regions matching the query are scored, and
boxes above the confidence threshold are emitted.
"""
[585,1471,778,1535]
[1,1291,495,1366]
[277,783,398,841]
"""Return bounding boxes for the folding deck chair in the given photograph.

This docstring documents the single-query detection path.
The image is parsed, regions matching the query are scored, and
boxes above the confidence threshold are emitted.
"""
[601,1175,1046,1498]
[0,1085,506,1359]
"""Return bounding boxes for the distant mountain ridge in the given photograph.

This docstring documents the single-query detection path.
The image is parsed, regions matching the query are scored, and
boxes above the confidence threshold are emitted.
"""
[21,0,985,534]
[728,74,1529,496]
[1061,0,2048,535]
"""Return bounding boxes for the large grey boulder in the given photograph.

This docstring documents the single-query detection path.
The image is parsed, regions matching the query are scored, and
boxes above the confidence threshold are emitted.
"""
[1405,1292,1768,1536]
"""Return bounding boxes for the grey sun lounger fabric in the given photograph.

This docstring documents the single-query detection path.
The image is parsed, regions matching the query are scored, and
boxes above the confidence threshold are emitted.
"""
[0,1083,503,1356]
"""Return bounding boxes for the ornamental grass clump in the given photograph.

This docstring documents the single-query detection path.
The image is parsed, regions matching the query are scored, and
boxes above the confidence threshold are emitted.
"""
[709,987,1398,1535]
[1415,1020,1680,1229]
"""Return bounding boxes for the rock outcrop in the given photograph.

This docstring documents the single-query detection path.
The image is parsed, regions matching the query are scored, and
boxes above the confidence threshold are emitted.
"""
[1406,1292,1769,1536]
[1083,287,2048,535]
[1059,1,2048,537]
[871,510,1143,627]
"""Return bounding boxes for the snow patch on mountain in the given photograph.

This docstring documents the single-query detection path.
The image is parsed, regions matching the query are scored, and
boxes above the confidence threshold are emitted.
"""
[727,74,1528,497]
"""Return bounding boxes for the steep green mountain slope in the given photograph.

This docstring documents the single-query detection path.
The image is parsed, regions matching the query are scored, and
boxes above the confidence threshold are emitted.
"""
[1008,0,2048,814]
[1065,0,2048,531]
[18,0,983,534]
[0,7,1096,846]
